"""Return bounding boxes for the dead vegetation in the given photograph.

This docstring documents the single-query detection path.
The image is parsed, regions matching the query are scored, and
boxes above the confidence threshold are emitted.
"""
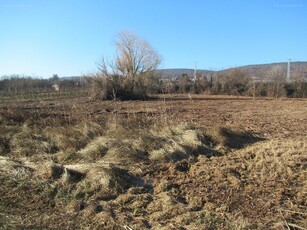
[0,95,306,229]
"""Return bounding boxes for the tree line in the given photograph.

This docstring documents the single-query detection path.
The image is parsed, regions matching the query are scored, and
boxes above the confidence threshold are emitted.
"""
[0,74,86,96]
[1,68,306,99]
[169,67,306,98]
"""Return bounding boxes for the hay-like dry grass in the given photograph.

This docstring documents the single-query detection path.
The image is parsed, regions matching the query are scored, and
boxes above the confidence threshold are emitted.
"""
[0,95,306,229]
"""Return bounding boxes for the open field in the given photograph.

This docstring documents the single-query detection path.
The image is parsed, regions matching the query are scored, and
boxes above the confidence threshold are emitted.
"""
[0,95,306,229]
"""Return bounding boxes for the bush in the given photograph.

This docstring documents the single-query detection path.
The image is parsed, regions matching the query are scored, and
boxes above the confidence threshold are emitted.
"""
[89,31,161,100]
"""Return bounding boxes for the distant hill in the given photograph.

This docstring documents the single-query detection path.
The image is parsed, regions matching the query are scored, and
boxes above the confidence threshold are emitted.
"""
[223,61,307,77]
[60,61,307,80]
[155,69,214,79]
[157,61,307,80]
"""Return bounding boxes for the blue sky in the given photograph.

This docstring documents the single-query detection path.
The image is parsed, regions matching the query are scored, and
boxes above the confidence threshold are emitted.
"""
[0,0,306,78]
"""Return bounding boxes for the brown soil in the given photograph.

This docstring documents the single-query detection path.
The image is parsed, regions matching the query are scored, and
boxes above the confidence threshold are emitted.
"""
[0,94,306,229]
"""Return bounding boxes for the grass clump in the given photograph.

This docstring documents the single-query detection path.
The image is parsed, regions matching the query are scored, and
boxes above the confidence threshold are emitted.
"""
[103,143,148,164]
[77,136,110,161]
[147,124,221,162]
[201,126,264,151]
[149,139,188,162]
[44,121,103,153]
[10,131,57,158]
[74,165,139,200]
[36,162,64,180]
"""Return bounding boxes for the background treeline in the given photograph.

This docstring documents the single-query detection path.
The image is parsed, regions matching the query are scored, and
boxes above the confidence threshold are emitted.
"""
[1,68,306,99]
[0,74,89,99]
[162,68,307,98]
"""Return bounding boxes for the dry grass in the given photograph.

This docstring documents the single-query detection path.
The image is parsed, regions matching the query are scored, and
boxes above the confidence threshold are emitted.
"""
[77,136,110,161]
[10,131,57,158]
[74,165,139,200]
[0,95,306,229]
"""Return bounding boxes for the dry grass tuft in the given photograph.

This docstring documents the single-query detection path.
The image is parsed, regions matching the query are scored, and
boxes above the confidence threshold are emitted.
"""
[0,114,5,124]
[0,156,33,179]
[36,162,64,180]
[0,138,10,156]
[61,167,86,184]
[81,200,103,217]
[148,124,222,161]
[77,136,110,161]
[238,138,306,184]
[0,126,20,156]
[44,127,88,152]
[74,121,104,139]
[43,121,103,153]
[149,140,188,162]
[10,131,57,158]
[74,164,140,200]
[201,126,265,150]
[103,143,148,164]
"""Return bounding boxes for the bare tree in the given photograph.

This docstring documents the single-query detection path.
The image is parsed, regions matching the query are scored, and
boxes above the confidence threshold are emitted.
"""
[289,67,305,97]
[114,31,161,79]
[223,68,250,95]
[194,73,210,94]
[93,31,162,100]
[268,65,286,99]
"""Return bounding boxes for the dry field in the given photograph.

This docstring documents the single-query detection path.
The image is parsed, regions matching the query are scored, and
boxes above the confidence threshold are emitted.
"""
[0,94,306,229]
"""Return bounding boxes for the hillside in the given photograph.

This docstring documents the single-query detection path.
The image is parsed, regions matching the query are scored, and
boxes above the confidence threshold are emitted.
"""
[157,61,307,79]
[54,62,307,81]
[225,61,307,77]
[155,69,214,79]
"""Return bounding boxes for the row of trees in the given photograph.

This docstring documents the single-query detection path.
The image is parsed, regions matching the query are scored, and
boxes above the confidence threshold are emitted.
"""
[0,75,85,96]
[157,71,306,98]
[205,67,306,98]
[1,69,306,99]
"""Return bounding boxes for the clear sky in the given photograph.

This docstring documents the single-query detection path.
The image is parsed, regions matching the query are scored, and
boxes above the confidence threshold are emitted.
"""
[0,0,306,78]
